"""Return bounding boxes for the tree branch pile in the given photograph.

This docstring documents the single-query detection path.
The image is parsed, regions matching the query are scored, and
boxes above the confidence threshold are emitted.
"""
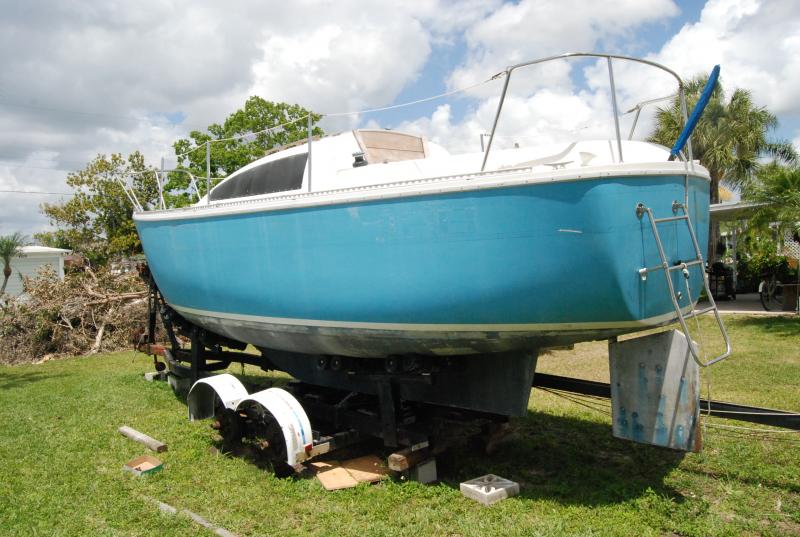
[0,267,150,364]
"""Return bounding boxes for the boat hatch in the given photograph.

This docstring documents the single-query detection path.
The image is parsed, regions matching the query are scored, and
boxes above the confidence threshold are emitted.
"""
[354,129,428,164]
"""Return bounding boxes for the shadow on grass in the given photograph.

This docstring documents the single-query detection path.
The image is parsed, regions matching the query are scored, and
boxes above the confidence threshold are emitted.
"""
[727,315,800,338]
[439,410,686,507]
[165,368,686,505]
[0,370,57,390]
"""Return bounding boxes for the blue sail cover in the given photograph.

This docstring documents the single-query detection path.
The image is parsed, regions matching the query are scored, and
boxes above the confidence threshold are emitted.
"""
[670,65,721,160]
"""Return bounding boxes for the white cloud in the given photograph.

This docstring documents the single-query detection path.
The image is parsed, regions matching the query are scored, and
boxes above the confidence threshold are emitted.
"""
[653,0,800,116]
[447,0,679,95]
[400,0,800,160]
[0,1,476,234]
[2,0,800,238]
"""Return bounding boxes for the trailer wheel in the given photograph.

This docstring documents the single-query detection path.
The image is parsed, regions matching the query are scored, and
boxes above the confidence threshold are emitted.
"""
[235,388,313,469]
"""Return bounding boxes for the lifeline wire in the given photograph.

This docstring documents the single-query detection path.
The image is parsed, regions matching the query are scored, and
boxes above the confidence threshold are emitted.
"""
[323,78,493,117]
[172,77,495,159]
[174,113,311,159]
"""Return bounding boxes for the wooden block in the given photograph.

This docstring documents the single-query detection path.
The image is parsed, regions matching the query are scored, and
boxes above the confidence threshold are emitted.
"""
[388,447,430,471]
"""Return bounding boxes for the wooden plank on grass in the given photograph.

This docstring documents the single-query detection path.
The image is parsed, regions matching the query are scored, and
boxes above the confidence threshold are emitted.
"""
[119,425,167,453]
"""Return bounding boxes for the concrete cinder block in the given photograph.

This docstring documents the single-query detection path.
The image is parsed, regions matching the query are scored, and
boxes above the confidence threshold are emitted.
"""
[409,458,437,484]
[168,373,193,395]
[144,371,167,382]
[460,474,519,505]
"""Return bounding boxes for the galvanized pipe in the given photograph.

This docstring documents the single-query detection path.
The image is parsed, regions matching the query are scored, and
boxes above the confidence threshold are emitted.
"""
[307,114,313,192]
[628,108,642,140]
[481,72,511,172]
[606,57,623,163]
[480,52,685,173]
[679,89,693,165]
[205,141,211,205]
[159,157,166,210]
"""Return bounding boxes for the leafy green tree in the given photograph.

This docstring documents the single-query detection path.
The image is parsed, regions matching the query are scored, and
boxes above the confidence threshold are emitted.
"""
[39,152,157,266]
[169,96,323,206]
[649,75,796,260]
[743,162,800,237]
[0,232,27,295]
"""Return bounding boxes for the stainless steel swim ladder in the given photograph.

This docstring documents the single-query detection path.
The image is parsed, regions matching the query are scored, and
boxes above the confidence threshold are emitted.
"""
[636,200,732,367]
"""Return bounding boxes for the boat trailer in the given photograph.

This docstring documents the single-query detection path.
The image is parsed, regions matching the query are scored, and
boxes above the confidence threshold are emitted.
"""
[137,266,799,474]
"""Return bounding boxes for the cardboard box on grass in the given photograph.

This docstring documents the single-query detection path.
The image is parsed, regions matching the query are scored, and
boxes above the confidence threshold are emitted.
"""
[124,455,163,476]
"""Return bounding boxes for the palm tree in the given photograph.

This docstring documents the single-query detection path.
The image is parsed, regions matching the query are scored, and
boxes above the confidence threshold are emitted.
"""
[0,232,26,295]
[744,163,800,237]
[648,75,796,261]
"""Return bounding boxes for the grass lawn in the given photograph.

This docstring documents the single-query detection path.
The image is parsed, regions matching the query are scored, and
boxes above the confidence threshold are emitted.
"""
[1,315,798,536]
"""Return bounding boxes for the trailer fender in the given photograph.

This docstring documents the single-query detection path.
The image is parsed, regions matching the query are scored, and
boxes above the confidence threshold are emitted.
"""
[236,388,313,466]
[187,373,248,421]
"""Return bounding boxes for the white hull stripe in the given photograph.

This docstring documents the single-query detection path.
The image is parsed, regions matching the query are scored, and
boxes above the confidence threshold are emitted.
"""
[173,305,691,332]
[135,163,709,222]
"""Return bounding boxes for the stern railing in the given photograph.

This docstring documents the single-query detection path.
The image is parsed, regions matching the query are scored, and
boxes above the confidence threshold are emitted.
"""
[480,52,691,171]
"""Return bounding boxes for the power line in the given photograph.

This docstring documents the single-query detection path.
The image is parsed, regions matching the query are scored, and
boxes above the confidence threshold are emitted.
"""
[0,100,151,123]
[0,162,77,173]
[0,189,73,195]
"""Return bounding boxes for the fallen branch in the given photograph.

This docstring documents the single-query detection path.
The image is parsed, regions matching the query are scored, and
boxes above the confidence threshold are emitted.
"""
[84,292,147,306]
[88,320,106,355]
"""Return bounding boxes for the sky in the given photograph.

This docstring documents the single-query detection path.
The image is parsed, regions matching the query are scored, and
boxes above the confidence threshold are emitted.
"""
[2,0,800,237]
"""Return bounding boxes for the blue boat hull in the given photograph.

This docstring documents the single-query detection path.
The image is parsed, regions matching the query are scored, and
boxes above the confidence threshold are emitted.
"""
[135,174,709,357]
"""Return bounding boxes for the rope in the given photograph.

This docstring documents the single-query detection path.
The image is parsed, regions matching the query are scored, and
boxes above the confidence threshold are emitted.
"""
[702,427,800,446]
[700,407,800,417]
[538,387,612,416]
[702,422,800,435]
[680,267,714,436]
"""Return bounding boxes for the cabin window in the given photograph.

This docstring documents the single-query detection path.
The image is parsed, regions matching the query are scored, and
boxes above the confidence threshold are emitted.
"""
[209,152,308,201]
